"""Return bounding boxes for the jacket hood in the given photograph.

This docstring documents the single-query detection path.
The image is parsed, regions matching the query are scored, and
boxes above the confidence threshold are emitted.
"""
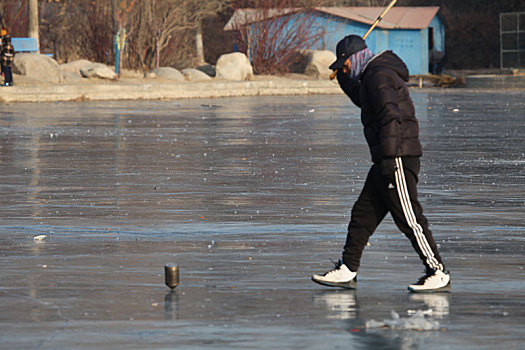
[362,50,409,82]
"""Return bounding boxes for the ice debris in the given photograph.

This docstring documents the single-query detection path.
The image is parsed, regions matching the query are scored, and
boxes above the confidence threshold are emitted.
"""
[34,235,47,242]
[365,310,440,331]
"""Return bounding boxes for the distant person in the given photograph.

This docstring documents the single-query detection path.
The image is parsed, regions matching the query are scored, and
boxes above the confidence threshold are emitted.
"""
[429,47,447,75]
[0,27,6,80]
[311,35,450,292]
[1,34,14,86]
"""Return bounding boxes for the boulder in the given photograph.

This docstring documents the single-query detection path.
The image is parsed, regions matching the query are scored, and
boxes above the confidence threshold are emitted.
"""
[305,50,336,79]
[197,64,216,77]
[294,50,336,79]
[215,52,253,81]
[182,68,212,81]
[62,70,83,82]
[288,51,309,74]
[290,50,336,79]
[60,59,93,77]
[80,64,117,80]
[153,67,185,81]
[144,71,157,79]
[13,53,64,83]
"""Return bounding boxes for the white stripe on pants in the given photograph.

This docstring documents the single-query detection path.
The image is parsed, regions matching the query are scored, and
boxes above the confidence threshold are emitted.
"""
[394,157,443,271]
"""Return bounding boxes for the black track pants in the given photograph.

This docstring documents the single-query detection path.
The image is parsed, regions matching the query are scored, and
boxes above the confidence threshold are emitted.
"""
[3,66,12,84]
[342,156,444,272]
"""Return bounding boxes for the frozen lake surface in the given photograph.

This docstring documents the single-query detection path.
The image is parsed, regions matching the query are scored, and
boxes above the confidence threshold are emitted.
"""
[0,91,524,349]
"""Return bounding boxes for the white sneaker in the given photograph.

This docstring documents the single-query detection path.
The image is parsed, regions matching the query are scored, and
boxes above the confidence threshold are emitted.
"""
[312,260,357,289]
[408,270,451,293]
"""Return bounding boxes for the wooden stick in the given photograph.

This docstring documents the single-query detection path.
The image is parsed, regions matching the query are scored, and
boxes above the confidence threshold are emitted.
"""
[362,0,397,40]
[330,0,397,80]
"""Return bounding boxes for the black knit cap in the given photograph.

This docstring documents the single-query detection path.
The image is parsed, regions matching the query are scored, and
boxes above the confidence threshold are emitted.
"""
[329,35,367,70]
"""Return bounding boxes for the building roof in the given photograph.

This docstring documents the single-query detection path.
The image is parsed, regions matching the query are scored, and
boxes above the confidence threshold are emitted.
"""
[224,6,441,31]
[224,8,297,31]
[316,6,440,30]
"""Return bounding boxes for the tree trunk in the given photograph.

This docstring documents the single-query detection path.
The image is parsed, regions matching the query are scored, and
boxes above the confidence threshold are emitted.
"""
[195,19,205,64]
[156,35,160,69]
[28,0,40,52]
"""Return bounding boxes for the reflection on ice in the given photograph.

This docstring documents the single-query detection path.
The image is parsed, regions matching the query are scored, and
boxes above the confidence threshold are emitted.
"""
[409,293,450,318]
[365,310,440,331]
[313,290,357,320]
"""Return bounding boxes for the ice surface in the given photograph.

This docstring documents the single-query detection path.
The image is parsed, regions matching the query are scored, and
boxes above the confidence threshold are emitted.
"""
[0,92,524,349]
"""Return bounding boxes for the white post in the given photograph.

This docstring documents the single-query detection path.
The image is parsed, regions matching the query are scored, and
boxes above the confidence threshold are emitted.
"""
[195,19,205,64]
[28,0,40,52]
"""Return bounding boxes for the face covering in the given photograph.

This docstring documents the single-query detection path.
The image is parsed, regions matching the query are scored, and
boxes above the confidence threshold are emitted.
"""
[349,48,374,80]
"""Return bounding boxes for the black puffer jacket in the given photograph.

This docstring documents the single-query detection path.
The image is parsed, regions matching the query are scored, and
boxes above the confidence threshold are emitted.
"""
[337,51,422,164]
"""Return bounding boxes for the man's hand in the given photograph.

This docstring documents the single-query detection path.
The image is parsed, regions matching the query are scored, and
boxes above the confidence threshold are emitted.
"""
[337,70,361,107]
[380,157,396,184]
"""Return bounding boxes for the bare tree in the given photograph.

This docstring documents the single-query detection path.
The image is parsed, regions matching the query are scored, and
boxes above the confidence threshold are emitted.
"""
[186,0,233,64]
[51,0,114,63]
[126,0,194,70]
[124,0,233,69]
[231,0,325,74]
[0,1,28,36]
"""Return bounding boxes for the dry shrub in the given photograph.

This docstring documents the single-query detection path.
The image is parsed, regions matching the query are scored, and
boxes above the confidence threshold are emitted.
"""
[231,0,325,74]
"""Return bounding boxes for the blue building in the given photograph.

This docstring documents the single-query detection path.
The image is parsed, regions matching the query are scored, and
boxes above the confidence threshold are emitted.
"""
[225,7,445,75]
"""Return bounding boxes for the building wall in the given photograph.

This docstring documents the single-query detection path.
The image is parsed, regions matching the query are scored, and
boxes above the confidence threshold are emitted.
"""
[389,29,426,75]
[430,16,445,52]
[286,11,445,75]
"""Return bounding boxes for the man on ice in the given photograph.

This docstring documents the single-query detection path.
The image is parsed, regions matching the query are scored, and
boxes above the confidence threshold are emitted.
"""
[312,35,450,292]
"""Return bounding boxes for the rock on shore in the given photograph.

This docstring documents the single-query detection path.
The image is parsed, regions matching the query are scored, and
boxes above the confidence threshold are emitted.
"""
[3,50,348,102]
[182,68,212,81]
[216,52,253,81]
[152,67,185,81]
[304,50,337,80]
[13,53,64,83]
[80,63,117,80]
[290,50,336,80]
[11,49,336,85]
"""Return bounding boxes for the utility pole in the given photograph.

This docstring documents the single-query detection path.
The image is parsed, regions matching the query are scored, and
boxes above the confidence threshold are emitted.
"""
[28,0,40,52]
